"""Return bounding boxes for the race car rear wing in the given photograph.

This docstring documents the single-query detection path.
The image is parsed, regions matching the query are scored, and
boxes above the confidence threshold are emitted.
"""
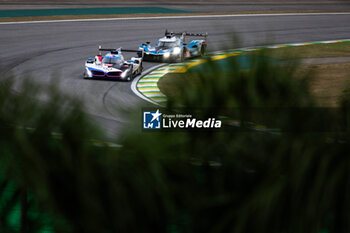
[185,32,208,38]
[165,29,208,39]
[98,46,140,53]
[98,46,143,57]
[165,29,184,37]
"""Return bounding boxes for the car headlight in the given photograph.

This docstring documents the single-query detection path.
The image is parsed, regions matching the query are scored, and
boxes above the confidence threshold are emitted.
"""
[173,47,181,55]
[163,52,170,58]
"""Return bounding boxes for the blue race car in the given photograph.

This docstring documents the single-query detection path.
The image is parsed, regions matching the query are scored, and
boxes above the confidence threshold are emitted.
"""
[139,29,208,62]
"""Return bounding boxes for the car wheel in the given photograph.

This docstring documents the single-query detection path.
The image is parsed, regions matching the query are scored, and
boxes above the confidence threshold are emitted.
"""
[178,49,185,62]
[200,45,206,56]
[139,62,143,74]
[127,73,132,81]
[127,66,133,81]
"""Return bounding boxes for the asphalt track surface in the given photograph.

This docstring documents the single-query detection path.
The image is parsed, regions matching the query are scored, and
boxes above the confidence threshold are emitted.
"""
[0,13,350,138]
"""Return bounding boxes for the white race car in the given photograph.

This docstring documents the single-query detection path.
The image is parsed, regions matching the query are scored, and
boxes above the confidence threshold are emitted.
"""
[84,46,143,81]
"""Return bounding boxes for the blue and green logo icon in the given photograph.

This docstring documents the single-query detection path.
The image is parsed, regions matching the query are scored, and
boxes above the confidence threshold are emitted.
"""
[143,109,162,129]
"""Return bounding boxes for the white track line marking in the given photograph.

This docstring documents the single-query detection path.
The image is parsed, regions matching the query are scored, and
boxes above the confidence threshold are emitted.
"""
[0,12,349,25]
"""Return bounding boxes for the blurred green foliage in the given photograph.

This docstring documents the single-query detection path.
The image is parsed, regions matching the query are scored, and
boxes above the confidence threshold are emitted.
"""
[0,49,349,233]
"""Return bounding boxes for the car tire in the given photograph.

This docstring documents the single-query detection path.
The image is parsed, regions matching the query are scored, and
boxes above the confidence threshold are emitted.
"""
[200,45,206,56]
[127,74,132,81]
[179,49,185,62]
[139,62,143,74]
[127,66,133,81]
[83,71,88,79]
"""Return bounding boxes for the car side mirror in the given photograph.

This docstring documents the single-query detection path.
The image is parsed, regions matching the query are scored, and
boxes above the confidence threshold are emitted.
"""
[146,41,151,44]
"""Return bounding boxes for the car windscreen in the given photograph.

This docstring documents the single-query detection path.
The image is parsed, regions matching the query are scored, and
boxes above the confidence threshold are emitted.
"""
[102,57,124,68]
[157,41,176,48]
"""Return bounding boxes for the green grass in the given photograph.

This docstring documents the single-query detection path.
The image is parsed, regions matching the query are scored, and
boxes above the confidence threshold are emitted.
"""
[297,62,350,106]
[261,41,350,106]
[264,41,350,59]
[159,42,350,106]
